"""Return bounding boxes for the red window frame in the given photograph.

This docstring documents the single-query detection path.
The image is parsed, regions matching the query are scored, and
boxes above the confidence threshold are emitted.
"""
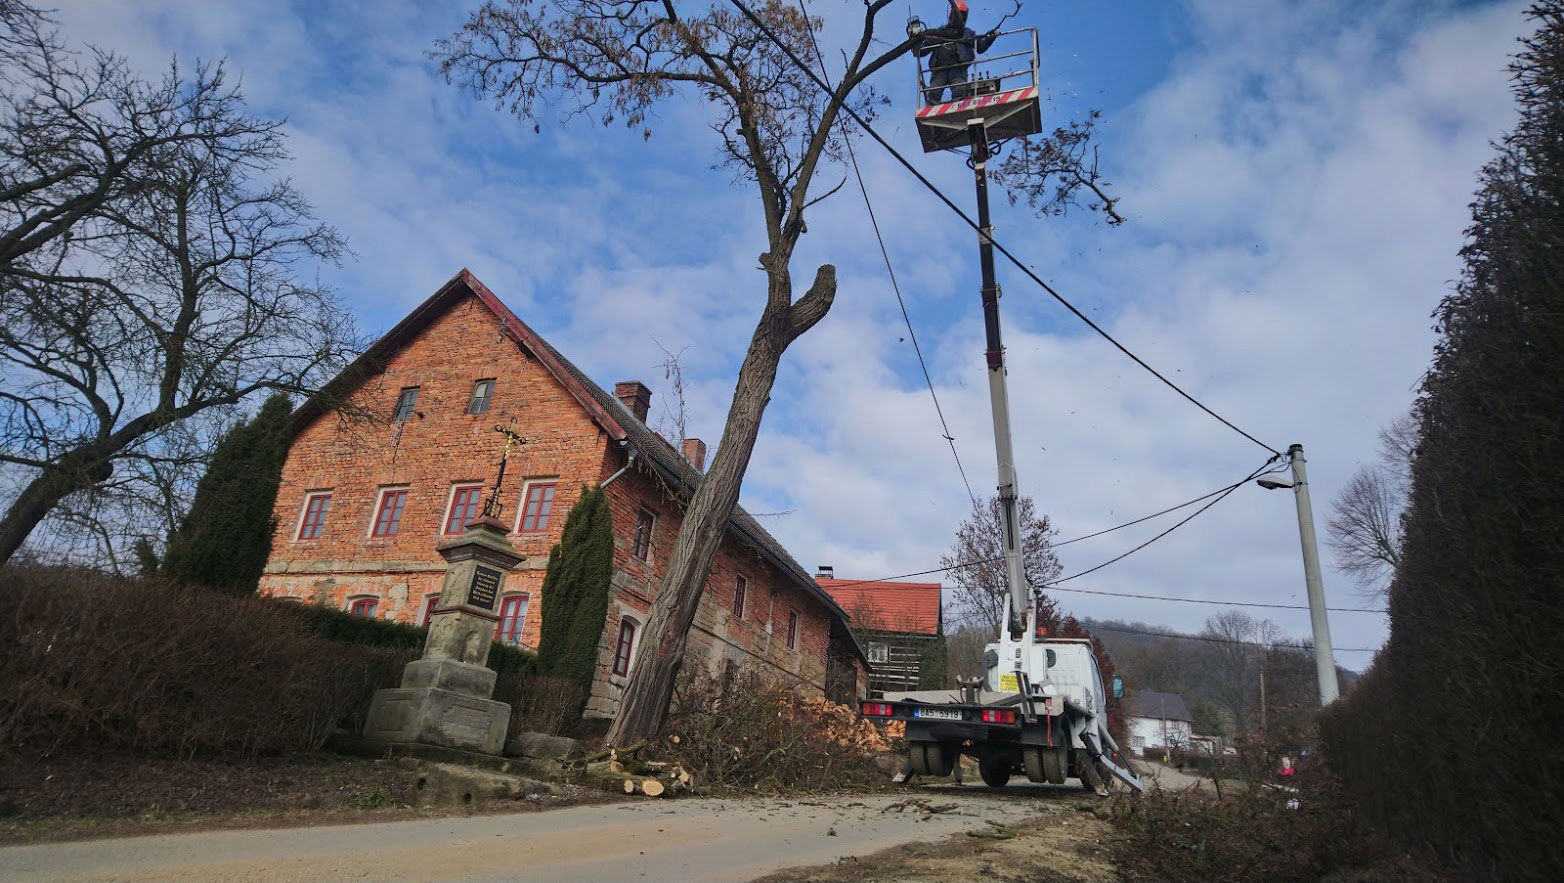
[297,492,332,540]
[496,594,529,646]
[445,484,484,535]
[733,575,747,619]
[612,617,637,676]
[372,488,408,537]
[631,508,654,560]
[787,610,799,650]
[518,482,557,533]
[349,597,379,618]
[420,593,441,626]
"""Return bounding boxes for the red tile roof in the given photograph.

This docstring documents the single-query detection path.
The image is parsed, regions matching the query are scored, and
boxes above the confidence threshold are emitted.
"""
[816,579,942,636]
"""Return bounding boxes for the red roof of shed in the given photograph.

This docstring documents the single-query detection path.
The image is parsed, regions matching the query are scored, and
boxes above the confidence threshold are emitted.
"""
[816,579,942,636]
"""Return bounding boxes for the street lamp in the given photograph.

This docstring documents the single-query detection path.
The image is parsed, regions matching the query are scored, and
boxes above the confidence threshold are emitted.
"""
[1256,443,1341,705]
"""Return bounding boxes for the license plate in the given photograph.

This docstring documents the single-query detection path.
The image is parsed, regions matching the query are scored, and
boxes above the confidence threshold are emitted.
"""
[913,708,963,721]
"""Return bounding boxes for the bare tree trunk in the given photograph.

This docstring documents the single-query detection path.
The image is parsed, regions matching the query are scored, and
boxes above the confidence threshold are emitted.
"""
[607,265,832,746]
[0,453,110,563]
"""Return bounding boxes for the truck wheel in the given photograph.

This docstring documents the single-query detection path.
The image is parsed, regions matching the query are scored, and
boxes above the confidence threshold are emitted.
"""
[1075,749,1108,795]
[979,759,1010,788]
[1023,747,1067,784]
[910,742,954,777]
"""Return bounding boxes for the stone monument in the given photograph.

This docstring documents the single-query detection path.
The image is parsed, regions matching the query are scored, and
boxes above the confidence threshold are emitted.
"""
[362,516,522,755]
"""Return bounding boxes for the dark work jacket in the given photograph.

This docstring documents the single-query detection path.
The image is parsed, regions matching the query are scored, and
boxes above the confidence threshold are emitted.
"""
[916,25,997,68]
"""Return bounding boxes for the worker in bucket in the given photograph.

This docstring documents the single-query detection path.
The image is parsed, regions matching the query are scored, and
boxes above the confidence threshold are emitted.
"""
[916,0,999,105]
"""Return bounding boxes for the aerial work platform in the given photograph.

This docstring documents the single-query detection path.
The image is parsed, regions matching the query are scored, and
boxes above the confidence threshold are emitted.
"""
[911,26,1042,153]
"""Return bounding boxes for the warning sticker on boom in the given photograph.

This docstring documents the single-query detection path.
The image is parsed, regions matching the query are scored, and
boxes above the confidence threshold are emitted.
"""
[999,673,1020,692]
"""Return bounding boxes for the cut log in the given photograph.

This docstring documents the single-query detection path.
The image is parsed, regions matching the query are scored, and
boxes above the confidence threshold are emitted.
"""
[641,777,666,797]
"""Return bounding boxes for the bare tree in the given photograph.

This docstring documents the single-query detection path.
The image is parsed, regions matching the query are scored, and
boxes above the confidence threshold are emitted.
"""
[435,0,1118,746]
[652,339,690,445]
[1326,413,1417,596]
[1200,610,1281,736]
[0,5,357,563]
[939,495,1061,639]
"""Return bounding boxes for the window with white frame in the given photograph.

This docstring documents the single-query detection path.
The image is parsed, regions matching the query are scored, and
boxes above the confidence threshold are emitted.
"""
[496,594,530,646]
[868,642,889,664]
[444,483,485,535]
[370,486,409,537]
[420,593,441,626]
[516,480,557,533]
[296,491,332,540]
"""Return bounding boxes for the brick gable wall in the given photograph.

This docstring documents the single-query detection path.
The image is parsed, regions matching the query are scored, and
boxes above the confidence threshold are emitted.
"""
[260,288,844,718]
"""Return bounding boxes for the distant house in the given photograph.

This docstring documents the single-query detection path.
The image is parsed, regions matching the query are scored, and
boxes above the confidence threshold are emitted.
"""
[815,569,942,696]
[1124,690,1195,752]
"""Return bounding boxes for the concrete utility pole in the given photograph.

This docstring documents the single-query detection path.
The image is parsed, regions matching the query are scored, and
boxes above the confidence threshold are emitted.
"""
[1281,443,1340,705]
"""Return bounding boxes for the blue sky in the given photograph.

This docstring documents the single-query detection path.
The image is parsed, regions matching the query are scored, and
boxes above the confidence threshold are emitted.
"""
[51,0,1532,663]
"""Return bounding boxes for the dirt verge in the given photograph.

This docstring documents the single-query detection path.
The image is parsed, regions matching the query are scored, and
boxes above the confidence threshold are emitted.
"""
[757,795,1118,882]
[0,749,617,845]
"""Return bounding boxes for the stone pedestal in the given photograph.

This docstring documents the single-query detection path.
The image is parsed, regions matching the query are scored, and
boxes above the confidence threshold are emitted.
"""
[363,517,523,755]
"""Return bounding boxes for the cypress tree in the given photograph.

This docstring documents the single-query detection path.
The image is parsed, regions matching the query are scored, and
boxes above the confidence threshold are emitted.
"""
[162,393,293,593]
[535,485,615,718]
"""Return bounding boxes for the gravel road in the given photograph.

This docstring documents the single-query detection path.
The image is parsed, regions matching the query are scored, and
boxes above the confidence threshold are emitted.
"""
[0,783,1086,882]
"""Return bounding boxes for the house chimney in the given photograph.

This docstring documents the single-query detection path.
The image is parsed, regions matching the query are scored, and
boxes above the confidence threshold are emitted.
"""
[816,565,834,579]
[613,381,652,423]
[680,438,707,471]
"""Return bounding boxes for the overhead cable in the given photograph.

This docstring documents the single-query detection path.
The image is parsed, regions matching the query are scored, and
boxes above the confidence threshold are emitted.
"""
[793,0,979,508]
[727,0,1284,458]
[1053,462,1288,547]
[1043,457,1279,586]
[828,553,1386,614]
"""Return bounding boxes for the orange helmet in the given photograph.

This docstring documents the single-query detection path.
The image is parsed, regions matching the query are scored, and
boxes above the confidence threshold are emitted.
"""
[950,0,969,12]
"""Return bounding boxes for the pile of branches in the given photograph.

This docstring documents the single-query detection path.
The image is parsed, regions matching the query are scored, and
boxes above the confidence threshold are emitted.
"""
[651,666,896,793]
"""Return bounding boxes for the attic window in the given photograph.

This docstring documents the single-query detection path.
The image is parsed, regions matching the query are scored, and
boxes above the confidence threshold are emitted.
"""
[468,379,495,415]
[868,642,889,664]
[392,386,420,421]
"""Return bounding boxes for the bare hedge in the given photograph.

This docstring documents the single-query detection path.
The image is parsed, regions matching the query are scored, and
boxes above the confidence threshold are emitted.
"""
[0,567,413,757]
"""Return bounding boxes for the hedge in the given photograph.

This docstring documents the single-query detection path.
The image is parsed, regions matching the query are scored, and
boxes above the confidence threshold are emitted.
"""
[279,600,536,675]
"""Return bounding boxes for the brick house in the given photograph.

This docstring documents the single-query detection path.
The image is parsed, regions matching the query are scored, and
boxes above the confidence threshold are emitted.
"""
[260,269,869,717]
[815,571,943,696]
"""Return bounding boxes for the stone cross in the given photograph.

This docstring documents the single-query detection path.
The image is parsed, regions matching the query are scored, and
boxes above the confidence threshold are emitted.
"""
[362,518,524,755]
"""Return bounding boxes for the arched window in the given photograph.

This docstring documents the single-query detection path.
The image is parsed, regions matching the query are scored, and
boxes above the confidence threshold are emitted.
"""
[496,594,530,646]
[612,616,639,677]
[348,596,379,618]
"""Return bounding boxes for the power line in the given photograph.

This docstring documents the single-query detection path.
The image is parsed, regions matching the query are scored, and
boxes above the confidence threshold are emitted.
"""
[826,554,1386,614]
[727,0,1284,458]
[793,0,979,508]
[1044,457,1279,586]
[821,556,1002,590]
[940,609,1377,653]
[1045,583,1386,614]
[1084,621,1379,654]
[1053,464,1288,547]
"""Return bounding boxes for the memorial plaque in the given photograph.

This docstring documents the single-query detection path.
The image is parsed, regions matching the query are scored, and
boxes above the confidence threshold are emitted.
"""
[468,565,502,610]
